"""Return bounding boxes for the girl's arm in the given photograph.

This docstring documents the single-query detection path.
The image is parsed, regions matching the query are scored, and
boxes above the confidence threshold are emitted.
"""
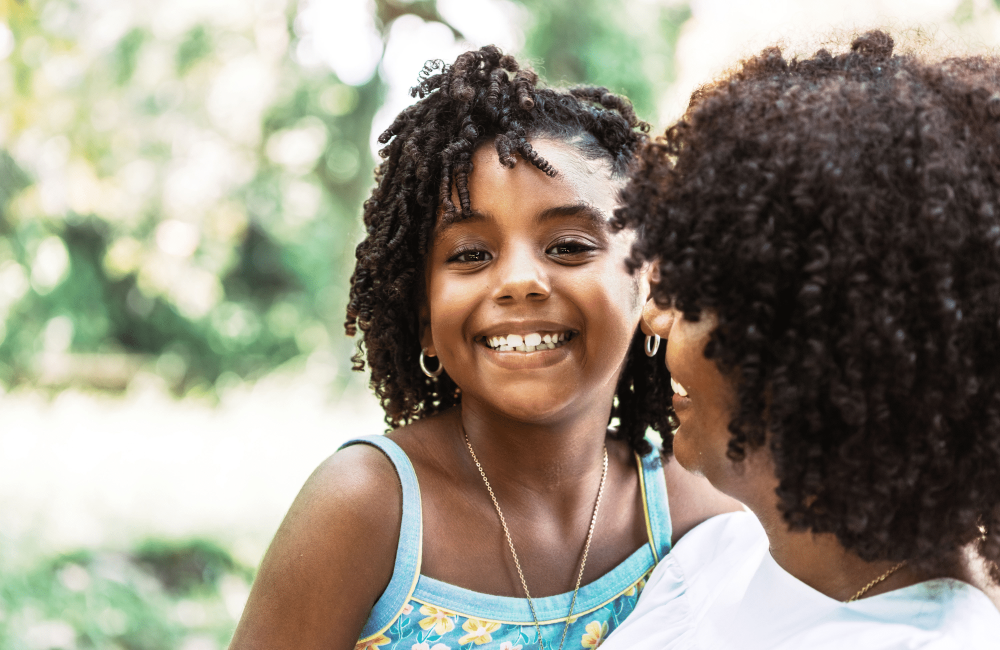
[662,455,745,545]
[229,444,403,650]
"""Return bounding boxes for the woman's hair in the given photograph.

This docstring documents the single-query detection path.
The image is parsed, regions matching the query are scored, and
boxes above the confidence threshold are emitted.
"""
[618,31,1000,578]
[345,46,667,455]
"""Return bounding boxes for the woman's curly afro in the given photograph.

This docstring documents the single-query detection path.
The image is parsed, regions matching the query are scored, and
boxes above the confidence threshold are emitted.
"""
[346,46,668,455]
[617,31,1000,578]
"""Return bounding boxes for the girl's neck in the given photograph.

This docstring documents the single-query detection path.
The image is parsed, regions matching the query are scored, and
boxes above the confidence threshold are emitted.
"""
[455,397,614,497]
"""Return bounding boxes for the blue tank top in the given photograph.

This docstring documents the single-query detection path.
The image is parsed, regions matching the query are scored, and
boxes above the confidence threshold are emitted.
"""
[340,435,672,650]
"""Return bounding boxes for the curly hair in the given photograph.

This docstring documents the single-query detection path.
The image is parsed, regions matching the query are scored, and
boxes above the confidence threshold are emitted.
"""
[617,31,1000,578]
[345,46,668,455]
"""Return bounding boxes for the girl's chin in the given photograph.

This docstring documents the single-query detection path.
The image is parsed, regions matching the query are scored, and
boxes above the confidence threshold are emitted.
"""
[464,389,579,423]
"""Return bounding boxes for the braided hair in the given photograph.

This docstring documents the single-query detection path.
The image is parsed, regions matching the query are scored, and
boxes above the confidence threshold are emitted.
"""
[618,31,1000,579]
[345,46,668,455]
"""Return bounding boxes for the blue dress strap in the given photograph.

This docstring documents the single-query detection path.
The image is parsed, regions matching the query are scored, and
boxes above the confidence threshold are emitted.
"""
[637,446,672,561]
[338,435,423,641]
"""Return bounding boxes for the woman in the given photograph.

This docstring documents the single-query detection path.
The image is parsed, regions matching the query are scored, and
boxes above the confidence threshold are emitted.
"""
[229,47,738,650]
[604,31,1000,649]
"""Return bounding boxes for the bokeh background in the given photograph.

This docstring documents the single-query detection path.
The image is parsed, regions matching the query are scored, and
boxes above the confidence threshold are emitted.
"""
[2,0,999,647]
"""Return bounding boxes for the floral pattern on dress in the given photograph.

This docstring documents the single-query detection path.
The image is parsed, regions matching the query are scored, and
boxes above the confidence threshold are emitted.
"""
[418,605,457,635]
[624,576,647,598]
[458,619,501,645]
[581,620,608,648]
[355,633,392,650]
[356,568,651,650]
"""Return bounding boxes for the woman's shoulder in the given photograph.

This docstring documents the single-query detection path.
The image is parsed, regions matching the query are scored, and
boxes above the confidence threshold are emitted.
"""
[902,579,1000,649]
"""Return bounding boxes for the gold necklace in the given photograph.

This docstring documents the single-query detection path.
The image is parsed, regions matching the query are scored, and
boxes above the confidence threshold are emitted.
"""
[846,560,907,602]
[463,432,608,650]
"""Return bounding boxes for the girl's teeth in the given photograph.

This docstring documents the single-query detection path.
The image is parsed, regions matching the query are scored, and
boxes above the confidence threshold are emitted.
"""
[671,377,689,397]
[485,331,573,351]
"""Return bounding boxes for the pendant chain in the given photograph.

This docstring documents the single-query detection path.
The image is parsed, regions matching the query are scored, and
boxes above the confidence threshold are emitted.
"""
[846,560,907,602]
[463,432,608,650]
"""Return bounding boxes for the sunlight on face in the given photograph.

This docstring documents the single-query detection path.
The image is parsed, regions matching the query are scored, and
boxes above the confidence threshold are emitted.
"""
[422,138,646,424]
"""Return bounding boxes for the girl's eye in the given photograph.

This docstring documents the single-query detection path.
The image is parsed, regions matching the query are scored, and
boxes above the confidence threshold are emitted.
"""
[448,248,492,264]
[547,240,597,257]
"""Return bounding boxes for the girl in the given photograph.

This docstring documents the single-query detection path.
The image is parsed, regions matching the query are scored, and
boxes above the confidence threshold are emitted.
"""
[229,47,739,650]
[606,31,1000,649]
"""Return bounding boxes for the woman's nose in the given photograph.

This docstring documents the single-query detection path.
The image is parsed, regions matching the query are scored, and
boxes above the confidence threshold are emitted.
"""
[642,298,677,339]
[493,246,550,302]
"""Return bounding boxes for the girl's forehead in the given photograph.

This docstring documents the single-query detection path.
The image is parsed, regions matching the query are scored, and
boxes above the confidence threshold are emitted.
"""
[472,136,613,180]
[466,139,619,207]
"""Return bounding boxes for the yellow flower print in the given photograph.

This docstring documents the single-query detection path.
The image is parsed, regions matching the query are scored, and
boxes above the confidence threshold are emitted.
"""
[418,605,457,636]
[581,620,609,648]
[355,633,391,650]
[458,618,502,645]
[625,576,648,597]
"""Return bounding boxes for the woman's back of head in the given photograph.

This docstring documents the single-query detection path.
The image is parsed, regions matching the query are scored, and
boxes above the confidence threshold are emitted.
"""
[619,31,1000,580]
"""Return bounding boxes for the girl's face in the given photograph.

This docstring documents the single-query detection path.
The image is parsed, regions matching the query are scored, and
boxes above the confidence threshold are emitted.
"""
[422,138,649,424]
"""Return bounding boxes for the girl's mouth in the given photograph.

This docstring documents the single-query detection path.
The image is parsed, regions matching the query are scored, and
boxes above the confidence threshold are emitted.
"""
[477,331,577,352]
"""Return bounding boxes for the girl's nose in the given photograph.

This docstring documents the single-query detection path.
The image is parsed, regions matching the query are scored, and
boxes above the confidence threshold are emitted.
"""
[642,298,677,339]
[493,246,550,303]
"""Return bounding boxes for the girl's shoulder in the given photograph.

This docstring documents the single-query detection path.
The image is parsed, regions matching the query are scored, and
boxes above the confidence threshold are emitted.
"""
[229,435,404,647]
[382,408,466,479]
[660,453,746,546]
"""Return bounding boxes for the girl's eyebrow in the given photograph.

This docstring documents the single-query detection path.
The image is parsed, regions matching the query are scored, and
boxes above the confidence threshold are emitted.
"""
[433,203,608,243]
[538,203,609,225]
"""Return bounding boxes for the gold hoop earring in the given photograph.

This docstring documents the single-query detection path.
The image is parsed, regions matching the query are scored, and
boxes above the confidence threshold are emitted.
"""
[419,348,443,378]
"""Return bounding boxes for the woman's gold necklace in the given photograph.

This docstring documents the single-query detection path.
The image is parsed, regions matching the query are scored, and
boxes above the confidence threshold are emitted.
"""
[463,432,608,650]
[846,560,907,602]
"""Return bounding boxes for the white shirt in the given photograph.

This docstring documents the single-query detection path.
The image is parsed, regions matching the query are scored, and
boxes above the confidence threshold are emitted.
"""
[603,511,1000,649]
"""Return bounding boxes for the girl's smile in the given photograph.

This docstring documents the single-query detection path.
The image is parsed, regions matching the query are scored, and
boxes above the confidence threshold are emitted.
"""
[474,321,577,371]
[422,137,649,422]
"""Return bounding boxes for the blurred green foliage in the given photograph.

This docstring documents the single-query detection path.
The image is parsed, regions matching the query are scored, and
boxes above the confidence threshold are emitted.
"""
[0,0,689,396]
[521,0,690,120]
[0,538,252,649]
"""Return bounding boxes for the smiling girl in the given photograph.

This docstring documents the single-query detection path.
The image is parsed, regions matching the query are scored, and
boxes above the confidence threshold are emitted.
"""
[228,47,739,650]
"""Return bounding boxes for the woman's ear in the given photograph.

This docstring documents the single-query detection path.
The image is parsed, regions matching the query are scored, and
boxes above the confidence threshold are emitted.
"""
[646,259,661,288]
[637,260,659,337]
[638,260,660,336]
[419,302,436,357]
[640,303,655,337]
